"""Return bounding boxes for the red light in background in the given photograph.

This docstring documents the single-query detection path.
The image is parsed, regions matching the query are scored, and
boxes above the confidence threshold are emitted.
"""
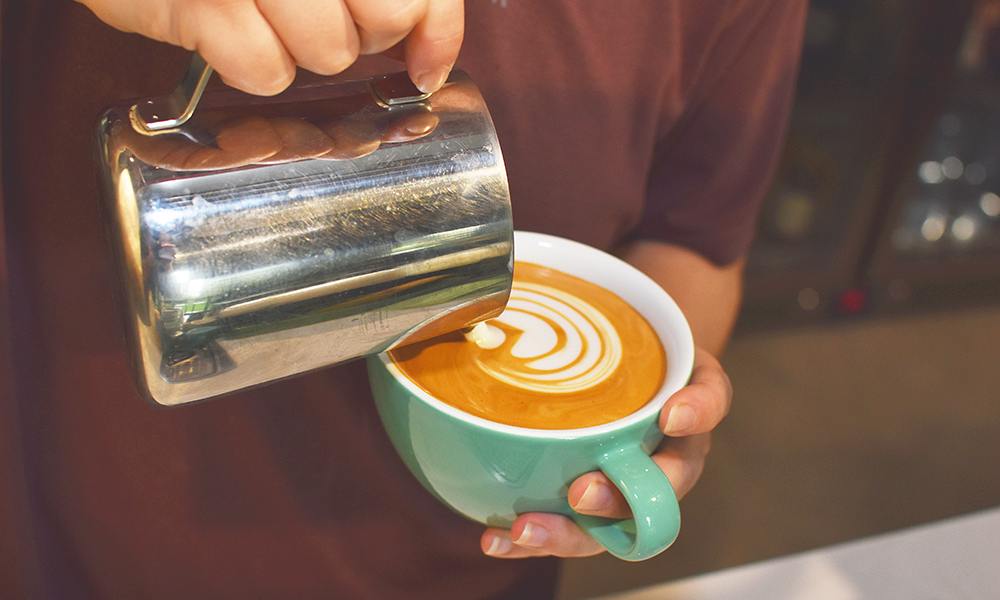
[838,288,867,314]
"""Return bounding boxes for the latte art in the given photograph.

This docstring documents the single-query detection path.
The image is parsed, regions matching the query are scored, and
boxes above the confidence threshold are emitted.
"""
[478,282,623,394]
[389,262,666,430]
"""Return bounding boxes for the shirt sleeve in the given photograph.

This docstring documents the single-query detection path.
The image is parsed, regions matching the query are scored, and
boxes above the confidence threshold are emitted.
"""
[635,0,809,266]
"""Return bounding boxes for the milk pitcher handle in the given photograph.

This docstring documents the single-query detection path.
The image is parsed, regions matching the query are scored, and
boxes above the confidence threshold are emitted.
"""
[130,52,214,135]
[128,52,435,135]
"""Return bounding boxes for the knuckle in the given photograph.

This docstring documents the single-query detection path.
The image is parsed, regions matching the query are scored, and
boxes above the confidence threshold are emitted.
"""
[355,0,426,34]
[301,47,358,76]
[422,22,464,48]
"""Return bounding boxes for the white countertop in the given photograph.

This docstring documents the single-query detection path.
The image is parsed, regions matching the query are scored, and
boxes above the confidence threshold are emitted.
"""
[588,507,1000,600]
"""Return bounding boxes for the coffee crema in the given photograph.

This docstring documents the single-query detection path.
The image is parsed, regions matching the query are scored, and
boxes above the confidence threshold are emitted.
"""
[388,261,667,429]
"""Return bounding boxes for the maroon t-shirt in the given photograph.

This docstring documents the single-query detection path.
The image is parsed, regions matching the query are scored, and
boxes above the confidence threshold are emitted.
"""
[1,0,807,598]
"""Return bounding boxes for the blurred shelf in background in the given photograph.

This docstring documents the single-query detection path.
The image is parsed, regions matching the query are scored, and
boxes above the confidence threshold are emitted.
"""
[739,0,1000,331]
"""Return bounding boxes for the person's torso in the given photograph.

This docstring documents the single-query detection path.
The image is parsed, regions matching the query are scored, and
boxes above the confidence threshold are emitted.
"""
[1,0,746,597]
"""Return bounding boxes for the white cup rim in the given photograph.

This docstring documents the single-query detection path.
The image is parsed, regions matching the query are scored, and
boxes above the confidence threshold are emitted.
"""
[378,230,695,439]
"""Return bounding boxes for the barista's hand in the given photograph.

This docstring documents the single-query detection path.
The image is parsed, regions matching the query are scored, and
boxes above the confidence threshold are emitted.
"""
[480,347,731,558]
[75,0,464,94]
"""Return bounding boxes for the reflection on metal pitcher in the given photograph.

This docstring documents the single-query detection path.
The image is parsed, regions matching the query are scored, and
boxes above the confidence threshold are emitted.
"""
[97,69,513,406]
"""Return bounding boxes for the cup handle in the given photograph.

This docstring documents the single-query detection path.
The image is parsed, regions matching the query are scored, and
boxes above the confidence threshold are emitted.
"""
[571,445,681,561]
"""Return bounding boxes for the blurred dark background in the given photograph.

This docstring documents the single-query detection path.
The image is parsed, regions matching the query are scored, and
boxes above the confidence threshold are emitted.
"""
[559,1,1000,597]
[742,0,1000,327]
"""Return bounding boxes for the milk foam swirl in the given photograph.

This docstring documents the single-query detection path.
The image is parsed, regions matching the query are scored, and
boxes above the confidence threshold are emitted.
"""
[389,261,666,430]
[477,281,623,394]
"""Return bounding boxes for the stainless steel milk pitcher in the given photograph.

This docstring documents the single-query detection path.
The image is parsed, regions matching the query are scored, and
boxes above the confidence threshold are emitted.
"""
[96,56,513,407]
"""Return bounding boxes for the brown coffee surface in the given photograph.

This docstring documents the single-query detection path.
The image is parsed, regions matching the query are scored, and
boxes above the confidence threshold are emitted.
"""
[389,262,666,429]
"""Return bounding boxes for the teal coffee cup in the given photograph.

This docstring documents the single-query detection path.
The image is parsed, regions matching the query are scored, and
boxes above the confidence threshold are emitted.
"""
[367,231,695,561]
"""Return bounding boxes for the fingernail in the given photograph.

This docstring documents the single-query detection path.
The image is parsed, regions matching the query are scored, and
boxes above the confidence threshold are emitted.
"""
[513,522,549,548]
[484,535,513,556]
[664,403,697,435]
[572,480,614,512]
[415,67,450,94]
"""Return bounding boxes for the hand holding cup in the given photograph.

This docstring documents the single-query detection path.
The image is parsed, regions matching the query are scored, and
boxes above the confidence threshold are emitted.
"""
[368,232,698,561]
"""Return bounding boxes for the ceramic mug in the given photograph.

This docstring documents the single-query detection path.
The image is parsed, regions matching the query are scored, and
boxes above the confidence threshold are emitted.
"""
[367,231,695,561]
